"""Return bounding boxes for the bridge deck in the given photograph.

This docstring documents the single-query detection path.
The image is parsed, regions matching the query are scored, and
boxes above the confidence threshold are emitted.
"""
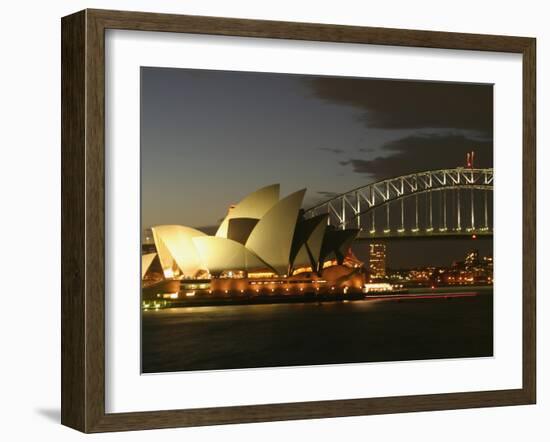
[354,230,493,241]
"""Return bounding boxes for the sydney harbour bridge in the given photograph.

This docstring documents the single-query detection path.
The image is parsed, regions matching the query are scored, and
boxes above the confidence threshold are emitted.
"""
[304,167,493,240]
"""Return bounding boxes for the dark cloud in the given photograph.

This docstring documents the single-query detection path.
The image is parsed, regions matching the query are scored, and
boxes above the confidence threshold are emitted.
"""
[341,133,493,181]
[319,147,345,154]
[309,77,493,134]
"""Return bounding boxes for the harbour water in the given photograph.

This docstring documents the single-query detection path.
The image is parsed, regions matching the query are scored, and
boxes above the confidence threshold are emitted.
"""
[142,288,493,373]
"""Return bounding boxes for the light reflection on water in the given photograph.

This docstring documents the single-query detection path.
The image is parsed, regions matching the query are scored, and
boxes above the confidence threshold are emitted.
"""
[156,299,377,314]
[142,291,493,373]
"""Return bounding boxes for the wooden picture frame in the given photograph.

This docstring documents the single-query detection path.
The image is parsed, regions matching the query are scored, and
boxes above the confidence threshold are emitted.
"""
[61,8,536,433]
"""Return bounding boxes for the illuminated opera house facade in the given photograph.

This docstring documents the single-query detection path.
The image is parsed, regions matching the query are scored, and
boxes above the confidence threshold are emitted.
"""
[142,184,365,300]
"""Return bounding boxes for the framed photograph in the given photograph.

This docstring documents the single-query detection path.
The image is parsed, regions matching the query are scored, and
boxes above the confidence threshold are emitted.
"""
[61,9,536,433]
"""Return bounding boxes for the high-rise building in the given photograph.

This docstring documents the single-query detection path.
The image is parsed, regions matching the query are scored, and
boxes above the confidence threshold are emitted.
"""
[369,243,386,279]
[464,249,479,267]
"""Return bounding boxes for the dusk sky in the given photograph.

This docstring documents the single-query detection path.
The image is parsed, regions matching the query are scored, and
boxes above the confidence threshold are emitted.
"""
[141,67,493,267]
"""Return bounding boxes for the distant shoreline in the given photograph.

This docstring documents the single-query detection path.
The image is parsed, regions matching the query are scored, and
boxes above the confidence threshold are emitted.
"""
[143,286,493,310]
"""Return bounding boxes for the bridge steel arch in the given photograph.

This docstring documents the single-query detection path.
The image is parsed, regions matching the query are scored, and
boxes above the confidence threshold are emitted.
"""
[304,168,493,237]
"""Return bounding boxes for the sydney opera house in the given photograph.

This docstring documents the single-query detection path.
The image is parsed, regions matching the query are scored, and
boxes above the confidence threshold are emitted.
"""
[142,185,365,301]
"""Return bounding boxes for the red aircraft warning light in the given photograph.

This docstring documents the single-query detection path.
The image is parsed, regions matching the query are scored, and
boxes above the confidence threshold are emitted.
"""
[466,150,475,168]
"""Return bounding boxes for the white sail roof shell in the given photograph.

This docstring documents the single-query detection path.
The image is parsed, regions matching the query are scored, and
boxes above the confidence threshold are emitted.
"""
[193,236,269,274]
[215,184,280,238]
[304,215,327,268]
[151,235,176,278]
[151,225,207,278]
[245,189,306,275]
[141,253,157,279]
